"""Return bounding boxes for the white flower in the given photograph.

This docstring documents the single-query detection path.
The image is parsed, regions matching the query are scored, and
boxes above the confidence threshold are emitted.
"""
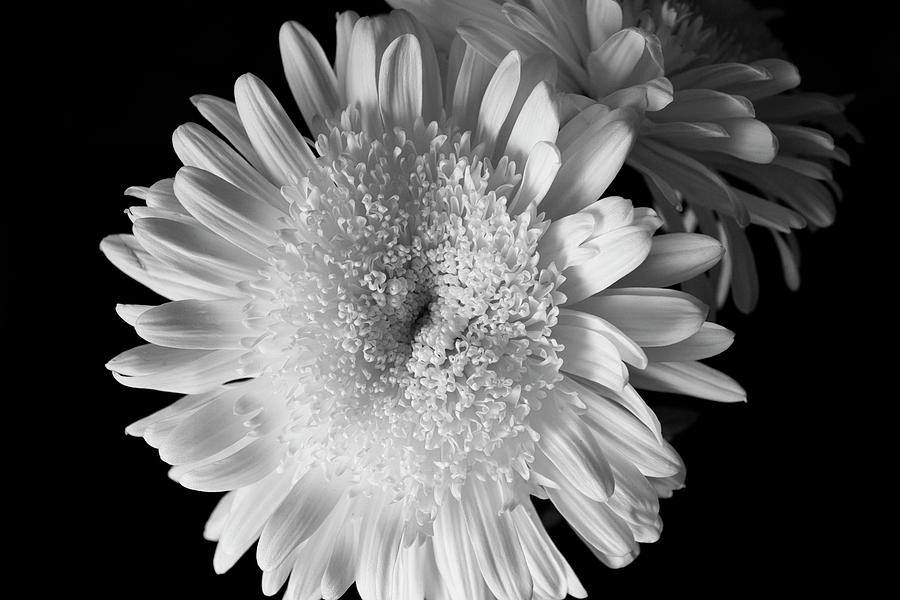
[102,9,742,600]
[391,0,858,312]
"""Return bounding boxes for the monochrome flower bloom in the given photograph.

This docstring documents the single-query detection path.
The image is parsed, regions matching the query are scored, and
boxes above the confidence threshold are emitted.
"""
[391,0,858,312]
[102,9,742,599]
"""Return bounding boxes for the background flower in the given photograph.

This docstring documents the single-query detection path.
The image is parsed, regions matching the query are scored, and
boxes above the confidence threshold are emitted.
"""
[390,0,858,313]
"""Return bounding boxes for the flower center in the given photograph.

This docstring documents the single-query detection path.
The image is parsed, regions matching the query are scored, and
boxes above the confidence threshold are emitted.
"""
[247,109,564,525]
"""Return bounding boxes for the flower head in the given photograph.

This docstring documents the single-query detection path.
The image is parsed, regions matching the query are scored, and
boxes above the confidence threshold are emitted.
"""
[103,8,742,599]
[394,0,858,312]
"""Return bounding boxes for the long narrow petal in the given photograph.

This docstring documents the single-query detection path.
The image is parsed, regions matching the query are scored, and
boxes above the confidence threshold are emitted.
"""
[172,122,285,211]
[134,299,253,349]
[190,94,265,171]
[533,400,615,501]
[132,217,265,285]
[462,480,533,600]
[644,322,735,362]
[629,361,747,403]
[614,233,723,288]
[172,435,282,492]
[558,308,647,368]
[280,20,341,135]
[174,166,284,261]
[503,80,558,169]
[234,73,316,185]
[214,469,295,573]
[475,51,521,158]
[543,460,637,562]
[572,288,708,347]
[544,108,638,219]
[560,225,653,304]
[378,34,423,133]
[433,498,491,600]
[257,468,346,570]
[106,344,245,394]
[101,234,236,300]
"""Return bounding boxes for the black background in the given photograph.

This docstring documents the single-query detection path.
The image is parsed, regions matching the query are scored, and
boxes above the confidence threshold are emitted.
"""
[33,1,894,597]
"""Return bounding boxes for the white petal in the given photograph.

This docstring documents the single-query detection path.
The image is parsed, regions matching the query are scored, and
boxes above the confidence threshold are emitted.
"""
[556,103,609,150]
[585,0,623,49]
[321,517,360,600]
[628,139,749,224]
[544,107,638,219]
[378,34,423,132]
[773,231,801,291]
[107,344,245,394]
[334,11,360,104]
[644,322,734,362]
[125,390,218,438]
[234,73,316,185]
[115,303,152,326]
[556,323,628,391]
[262,549,298,596]
[671,61,771,91]
[614,233,723,288]
[572,288,708,347]
[536,212,595,267]
[461,480,533,600]
[172,122,286,212]
[558,308,647,368]
[667,118,777,164]
[132,217,265,286]
[173,434,281,492]
[560,225,653,304]
[503,80,558,169]
[283,508,346,600]
[257,468,346,570]
[387,0,506,51]
[204,491,236,542]
[101,234,236,301]
[450,41,496,134]
[279,20,341,135]
[475,51,521,158]
[190,94,265,172]
[587,28,663,98]
[214,469,294,573]
[508,141,561,215]
[533,400,615,501]
[510,503,568,600]
[134,299,253,349]
[433,498,491,600]
[566,378,681,477]
[158,385,263,465]
[345,17,383,135]
[356,500,405,600]
[390,541,427,600]
[722,58,800,100]
[127,177,188,215]
[721,218,759,314]
[629,361,747,403]
[543,460,636,560]
[174,166,284,261]
[653,88,755,122]
[604,450,662,543]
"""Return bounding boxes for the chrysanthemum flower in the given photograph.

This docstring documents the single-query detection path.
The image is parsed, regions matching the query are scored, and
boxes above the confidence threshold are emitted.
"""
[102,9,742,599]
[390,0,858,312]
